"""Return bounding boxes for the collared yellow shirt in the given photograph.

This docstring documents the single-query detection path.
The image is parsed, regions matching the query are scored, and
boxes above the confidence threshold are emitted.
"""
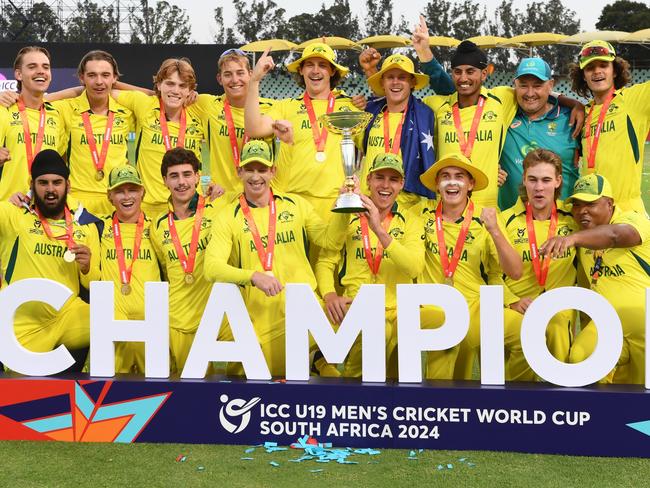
[580,81,650,214]
[423,86,518,208]
[116,91,205,208]
[54,91,135,199]
[501,198,578,299]
[98,213,161,320]
[0,102,68,199]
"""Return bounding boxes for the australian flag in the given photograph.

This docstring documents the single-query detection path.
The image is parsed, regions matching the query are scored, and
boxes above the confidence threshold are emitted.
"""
[363,94,437,199]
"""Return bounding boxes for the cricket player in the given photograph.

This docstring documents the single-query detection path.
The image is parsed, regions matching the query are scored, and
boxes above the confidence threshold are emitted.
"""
[541,174,650,384]
[316,153,442,378]
[501,148,579,362]
[0,47,67,201]
[150,148,221,374]
[569,40,650,214]
[0,149,100,371]
[204,140,350,377]
[100,164,161,373]
[418,154,532,381]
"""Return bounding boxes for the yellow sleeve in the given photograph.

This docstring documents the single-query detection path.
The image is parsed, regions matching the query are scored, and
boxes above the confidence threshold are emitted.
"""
[623,81,650,116]
[315,246,341,297]
[385,208,425,279]
[194,93,216,120]
[114,90,151,123]
[422,94,446,113]
[149,218,169,280]
[204,214,256,285]
[492,86,518,124]
[0,202,16,236]
[80,222,101,288]
[0,107,8,143]
[50,99,72,128]
[264,98,287,122]
[617,210,650,243]
[300,196,349,251]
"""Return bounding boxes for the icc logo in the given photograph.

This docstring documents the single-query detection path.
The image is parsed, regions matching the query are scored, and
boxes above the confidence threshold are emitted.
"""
[218,394,261,434]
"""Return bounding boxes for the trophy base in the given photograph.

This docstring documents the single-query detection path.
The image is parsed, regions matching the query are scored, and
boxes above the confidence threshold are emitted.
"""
[331,192,368,213]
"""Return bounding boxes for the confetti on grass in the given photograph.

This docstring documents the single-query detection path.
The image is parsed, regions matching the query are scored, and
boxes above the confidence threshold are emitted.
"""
[175,454,187,462]
[270,461,280,467]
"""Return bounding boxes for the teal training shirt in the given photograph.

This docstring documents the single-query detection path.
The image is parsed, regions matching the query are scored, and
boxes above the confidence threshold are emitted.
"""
[498,96,579,210]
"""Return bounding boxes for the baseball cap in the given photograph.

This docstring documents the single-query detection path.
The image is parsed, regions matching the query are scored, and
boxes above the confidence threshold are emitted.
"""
[239,140,274,168]
[286,42,349,78]
[108,164,143,190]
[367,54,430,96]
[579,40,616,69]
[368,153,405,177]
[566,173,614,203]
[420,153,489,192]
[515,57,552,81]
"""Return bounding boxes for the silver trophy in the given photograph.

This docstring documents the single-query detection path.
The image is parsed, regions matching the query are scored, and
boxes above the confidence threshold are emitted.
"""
[320,111,373,213]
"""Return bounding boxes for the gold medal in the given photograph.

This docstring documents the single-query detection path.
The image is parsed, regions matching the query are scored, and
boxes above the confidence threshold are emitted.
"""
[95,169,105,181]
[184,273,194,284]
[63,250,76,263]
[444,276,454,286]
[121,283,132,295]
[315,151,326,162]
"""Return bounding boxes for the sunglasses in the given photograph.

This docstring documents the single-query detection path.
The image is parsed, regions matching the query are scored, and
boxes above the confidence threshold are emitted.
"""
[580,46,613,59]
[219,48,247,59]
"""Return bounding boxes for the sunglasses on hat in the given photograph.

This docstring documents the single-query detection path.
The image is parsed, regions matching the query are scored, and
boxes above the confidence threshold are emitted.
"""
[580,45,613,58]
[220,48,247,59]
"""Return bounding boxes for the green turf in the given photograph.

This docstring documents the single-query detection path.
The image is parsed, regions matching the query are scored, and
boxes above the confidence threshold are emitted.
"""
[2,441,650,488]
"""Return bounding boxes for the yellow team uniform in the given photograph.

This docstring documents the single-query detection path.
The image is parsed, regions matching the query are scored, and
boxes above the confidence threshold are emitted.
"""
[419,199,533,381]
[316,203,441,378]
[501,199,579,361]
[99,214,161,373]
[423,87,518,208]
[0,102,68,200]
[204,190,349,377]
[264,91,360,220]
[195,94,274,194]
[116,91,206,217]
[570,208,650,384]
[580,81,650,214]
[0,202,100,353]
[150,194,218,373]
[54,92,135,216]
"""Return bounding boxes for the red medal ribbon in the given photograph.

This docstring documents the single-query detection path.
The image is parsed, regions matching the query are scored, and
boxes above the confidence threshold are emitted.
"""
[525,202,558,287]
[167,196,206,275]
[112,212,145,286]
[585,88,615,170]
[224,99,249,168]
[303,91,336,154]
[383,104,407,154]
[360,213,394,275]
[452,96,485,158]
[35,206,75,249]
[435,200,474,279]
[239,190,276,272]
[159,98,186,151]
[81,110,115,174]
[17,98,46,171]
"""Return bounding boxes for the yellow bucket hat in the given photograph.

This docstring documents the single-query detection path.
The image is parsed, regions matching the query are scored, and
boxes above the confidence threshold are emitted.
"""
[286,42,349,78]
[420,153,489,192]
[367,54,430,96]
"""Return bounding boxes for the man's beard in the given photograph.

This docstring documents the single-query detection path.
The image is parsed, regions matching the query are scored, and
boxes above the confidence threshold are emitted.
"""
[34,191,66,219]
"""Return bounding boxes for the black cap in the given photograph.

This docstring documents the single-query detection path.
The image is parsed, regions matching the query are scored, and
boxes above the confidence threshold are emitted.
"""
[451,40,488,69]
[30,149,70,180]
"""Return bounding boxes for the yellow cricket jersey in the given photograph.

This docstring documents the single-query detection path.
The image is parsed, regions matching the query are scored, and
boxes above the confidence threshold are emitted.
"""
[195,94,274,193]
[360,112,404,193]
[580,81,650,214]
[204,190,349,342]
[0,102,68,200]
[501,198,578,299]
[150,194,217,332]
[316,202,423,310]
[264,90,360,199]
[98,214,161,320]
[423,86,518,207]
[0,201,100,325]
[579,207,650,308]
[419,198,517,304]
[116,91,205,208]
[54,91,134,200]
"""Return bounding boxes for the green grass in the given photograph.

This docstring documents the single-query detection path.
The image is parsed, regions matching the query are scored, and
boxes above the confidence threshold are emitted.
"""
[2,441,650,488]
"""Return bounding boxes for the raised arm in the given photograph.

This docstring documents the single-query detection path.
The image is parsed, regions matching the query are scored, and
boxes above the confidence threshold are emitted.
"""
[244,47,277,138]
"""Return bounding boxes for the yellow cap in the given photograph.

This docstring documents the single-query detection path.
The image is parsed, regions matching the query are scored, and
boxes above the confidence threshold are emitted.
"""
[286,42,349,78]
[579,40,616,69]
[420,153,489,192]
[566,173,614,203]
[367,54,429,96]
[239,140,274,168]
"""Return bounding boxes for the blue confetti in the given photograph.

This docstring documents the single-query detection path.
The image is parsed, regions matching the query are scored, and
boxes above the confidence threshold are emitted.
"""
[270,461,280,467]
[197,466,205,471]
[468,462,476,467]
[244,448,255,454]
[241,457,254,461]
[437,465,444,470]
[310,469,324,473]
[447,464,453,469]
[418,449,424,453]
[409,450,416,457]
[458,457,467,462]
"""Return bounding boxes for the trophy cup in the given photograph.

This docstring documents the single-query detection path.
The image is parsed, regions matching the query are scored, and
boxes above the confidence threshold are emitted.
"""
[320,111,373,213]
